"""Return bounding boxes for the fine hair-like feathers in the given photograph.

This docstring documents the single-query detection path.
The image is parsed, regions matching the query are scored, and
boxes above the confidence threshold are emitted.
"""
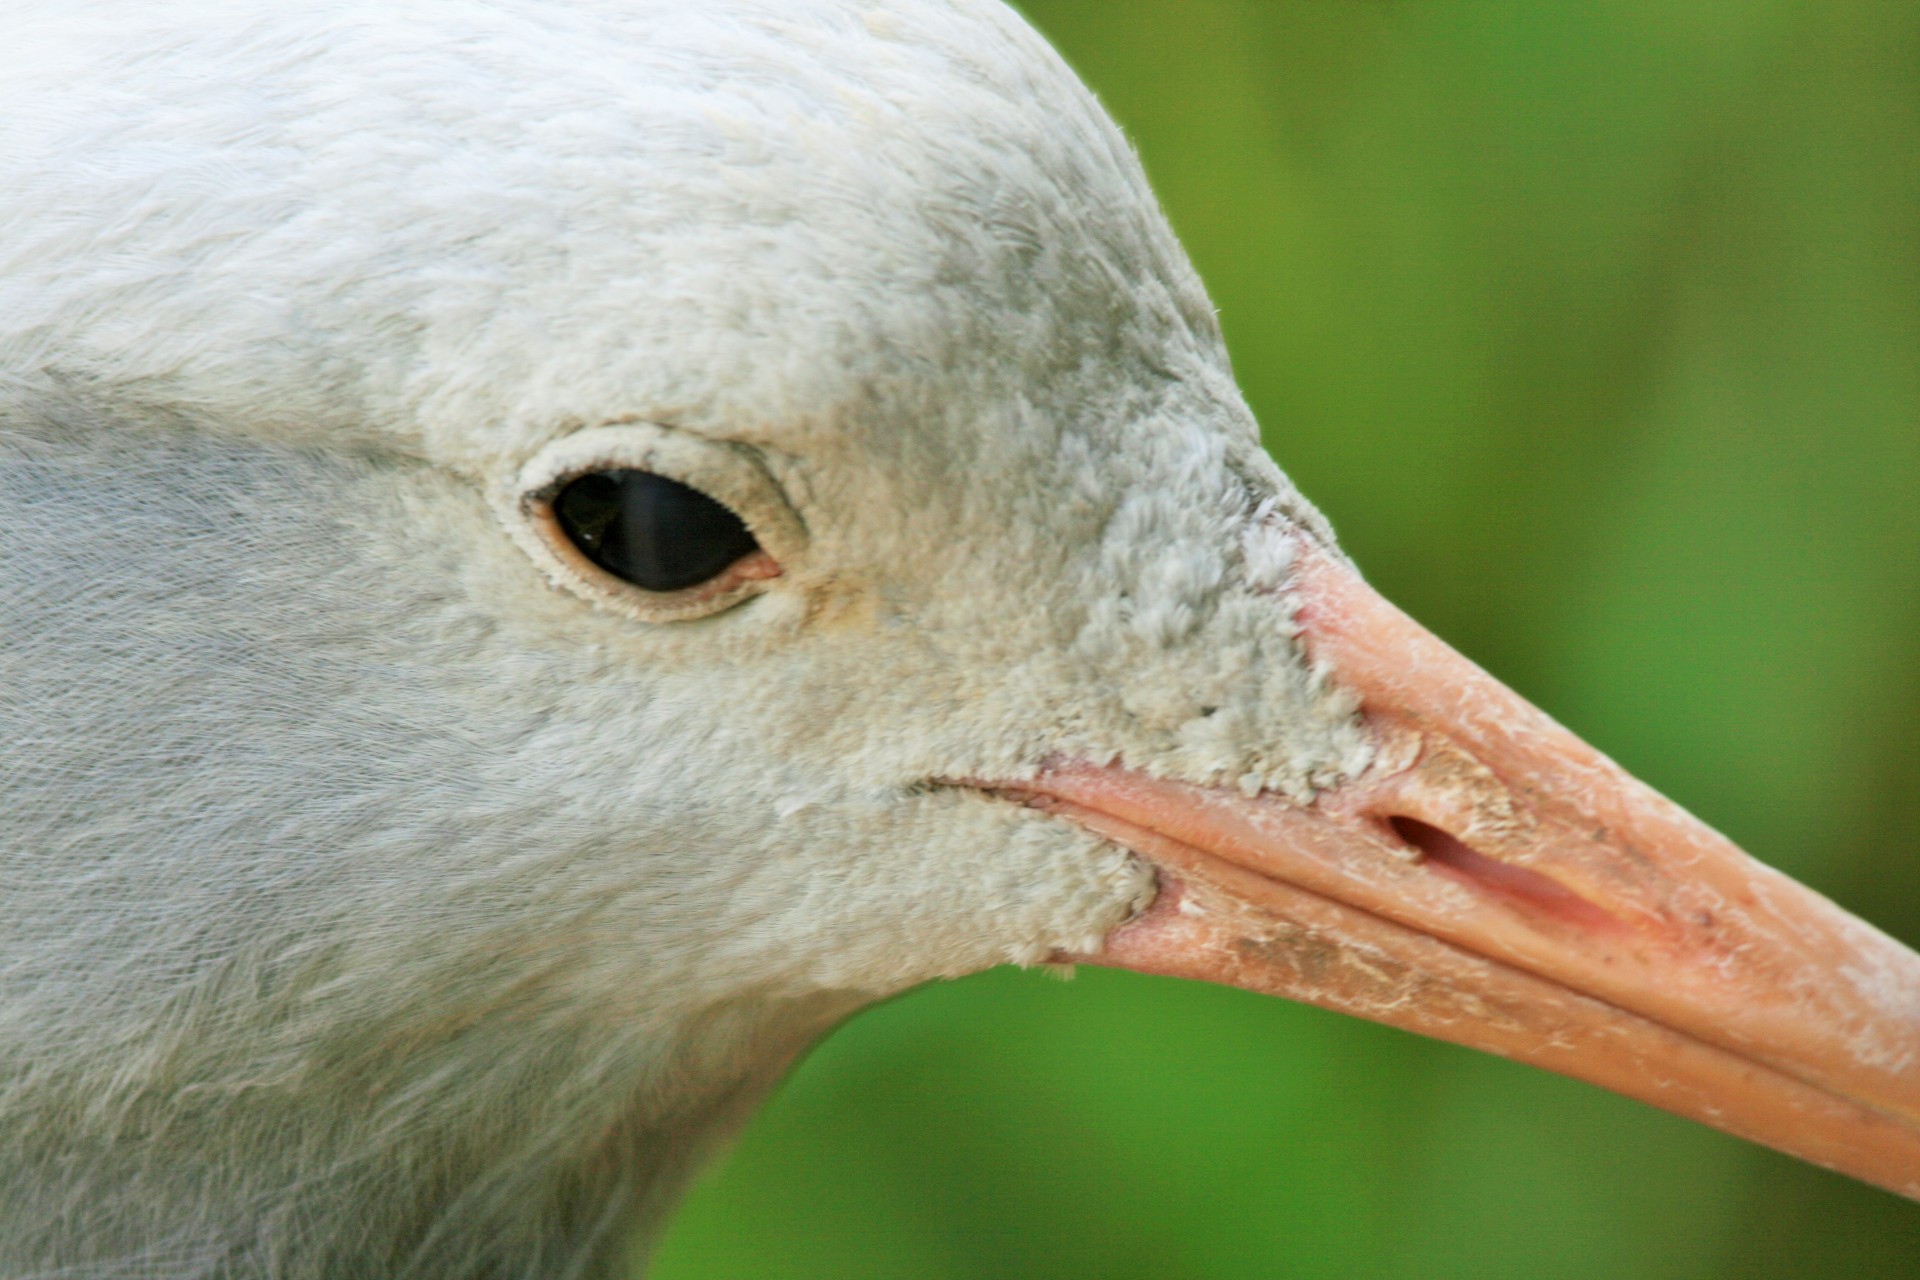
[0,2,1365,1275]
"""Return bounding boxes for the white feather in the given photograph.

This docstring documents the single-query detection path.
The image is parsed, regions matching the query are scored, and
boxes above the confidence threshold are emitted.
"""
[0,2,1366,1274]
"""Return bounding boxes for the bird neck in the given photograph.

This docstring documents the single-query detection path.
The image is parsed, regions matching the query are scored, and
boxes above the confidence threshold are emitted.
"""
[0,991,856,1279]
[0,414,876,1276]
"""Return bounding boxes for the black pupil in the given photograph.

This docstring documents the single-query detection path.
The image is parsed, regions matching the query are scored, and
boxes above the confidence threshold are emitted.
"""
[552,470,760,593]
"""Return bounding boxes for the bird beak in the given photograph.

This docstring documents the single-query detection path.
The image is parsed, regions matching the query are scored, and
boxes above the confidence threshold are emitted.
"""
[1009,534,1920,1199]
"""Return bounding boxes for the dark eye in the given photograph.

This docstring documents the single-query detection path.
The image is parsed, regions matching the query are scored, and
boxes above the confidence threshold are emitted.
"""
[552,469,761,593]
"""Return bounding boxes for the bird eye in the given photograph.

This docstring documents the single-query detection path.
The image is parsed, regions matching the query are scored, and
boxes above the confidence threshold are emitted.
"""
[507,423,802,621]
[552,469,762,593]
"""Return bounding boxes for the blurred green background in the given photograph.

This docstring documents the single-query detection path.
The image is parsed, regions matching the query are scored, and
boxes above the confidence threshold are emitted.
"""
[649,1,1920,1276]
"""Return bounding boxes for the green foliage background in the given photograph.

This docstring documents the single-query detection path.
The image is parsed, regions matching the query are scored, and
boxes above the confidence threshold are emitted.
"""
[650,2,1920,1275]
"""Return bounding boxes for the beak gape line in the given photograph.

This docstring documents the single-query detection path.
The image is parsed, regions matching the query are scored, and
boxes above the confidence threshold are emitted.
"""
[990,536,1920,1200]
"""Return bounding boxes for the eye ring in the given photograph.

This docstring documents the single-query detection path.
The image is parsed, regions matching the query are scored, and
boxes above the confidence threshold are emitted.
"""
[502,423,807,623]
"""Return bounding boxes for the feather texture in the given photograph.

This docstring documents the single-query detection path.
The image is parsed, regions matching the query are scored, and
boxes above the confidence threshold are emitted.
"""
[0,3,1363,1274]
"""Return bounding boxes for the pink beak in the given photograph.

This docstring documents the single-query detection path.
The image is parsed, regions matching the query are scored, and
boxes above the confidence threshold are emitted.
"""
[1000,535,1920,1199]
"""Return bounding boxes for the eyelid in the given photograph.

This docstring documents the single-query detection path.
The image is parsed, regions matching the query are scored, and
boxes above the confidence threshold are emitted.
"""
[498,422,807,623]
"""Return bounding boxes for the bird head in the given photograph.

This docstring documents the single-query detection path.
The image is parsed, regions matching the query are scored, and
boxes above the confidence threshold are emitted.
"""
[2,0,1916,1271]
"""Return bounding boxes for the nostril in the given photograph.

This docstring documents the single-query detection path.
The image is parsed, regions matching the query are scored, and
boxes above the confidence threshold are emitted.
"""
[1387,815,1470,864]
[1385,815,1623,932]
